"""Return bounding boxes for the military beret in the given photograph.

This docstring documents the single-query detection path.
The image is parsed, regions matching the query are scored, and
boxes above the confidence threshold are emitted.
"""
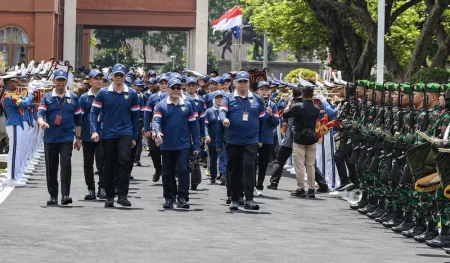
[425,83,441,93]
[400,84,411,94]
[386,83,397,92]
[413,83,425,92]
[373,82,383,92]
[357,80,370,88]
[441,84,450,92]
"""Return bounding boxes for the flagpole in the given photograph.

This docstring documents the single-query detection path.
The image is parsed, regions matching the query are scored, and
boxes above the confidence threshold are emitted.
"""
[377,0,385,83]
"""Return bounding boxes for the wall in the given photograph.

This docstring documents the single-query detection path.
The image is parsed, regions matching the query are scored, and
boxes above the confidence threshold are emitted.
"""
[218,60,322,79]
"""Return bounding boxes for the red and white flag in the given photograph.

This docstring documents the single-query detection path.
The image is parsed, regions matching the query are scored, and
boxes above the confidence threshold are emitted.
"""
[211,6,243,32]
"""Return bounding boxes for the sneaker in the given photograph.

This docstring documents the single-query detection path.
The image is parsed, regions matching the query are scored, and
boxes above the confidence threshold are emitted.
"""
[238,197,245,205]
[8,179,26,187]
[291,188,306,197]
[210,179,216,184]
[163,199,174,209]
[244,200,260,210]
[226,197,232,205]
[117,195,131,206]
[20,178,28,183]
[307,189,315,198]
[267,184,278,190]
[229,201,239,210]
[205,167,210,177]
[255,190,264,196]
[23,169,33,175]
[84,190,96,200]
[97,188,107,199]
[283,164,293,169]
[47,197,57,205]
[287,167,295,173]
[134,161,142,167]
[336,182,354,191]
[177,197,190,209]
[290,169,296,175]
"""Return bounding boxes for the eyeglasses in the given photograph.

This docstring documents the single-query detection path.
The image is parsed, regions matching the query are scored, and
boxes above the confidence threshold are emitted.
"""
[170,86,182,90]
[224,79,231,82]
[114,73,124,78]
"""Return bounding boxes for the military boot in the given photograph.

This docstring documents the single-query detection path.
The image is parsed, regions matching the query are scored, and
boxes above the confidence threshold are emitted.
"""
[367,200,386,219]
[414,221,439,242]
[402,217,427,238]
[376,205,394,223]
[358,195,377,214]
[382,208,403,228]
[350,190,368,209]
[425,225,450,248]
[392,211,415,233]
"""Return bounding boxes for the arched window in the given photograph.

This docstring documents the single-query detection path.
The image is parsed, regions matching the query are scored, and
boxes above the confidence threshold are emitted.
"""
[0,26,30,67]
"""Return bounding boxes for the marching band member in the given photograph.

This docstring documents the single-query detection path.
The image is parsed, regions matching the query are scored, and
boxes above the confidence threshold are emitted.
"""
[37,69,82,205]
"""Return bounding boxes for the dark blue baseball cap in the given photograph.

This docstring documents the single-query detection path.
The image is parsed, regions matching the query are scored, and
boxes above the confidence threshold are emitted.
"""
[54,69,68,80]
[159,75,170,83]
[186,77,197,85]
[112,64,127,75]
[201,75,210,82]
[127,71,136,79]
[235,71,249,81]
[168,77,182,88]
[257,81,270,89]
[134,79,144,86]
[148,70,156,76]
[221,73,232,81]
[181,75,187,82]
[147,77,157,84]
[124,77,132,85]
[88,69,104,79]
[171,73,182,80]
[209,77,220,83]
[214,90,225,98]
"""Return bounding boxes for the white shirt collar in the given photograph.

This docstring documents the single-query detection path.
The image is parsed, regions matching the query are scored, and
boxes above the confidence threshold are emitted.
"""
[87,88,94,96]
[52,89,71,98]
[166,96,185,105]
[107,84,129,93]
[233,89,253,98]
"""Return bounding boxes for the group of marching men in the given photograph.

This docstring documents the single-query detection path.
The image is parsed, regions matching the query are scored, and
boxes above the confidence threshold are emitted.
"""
[331,80,450,253]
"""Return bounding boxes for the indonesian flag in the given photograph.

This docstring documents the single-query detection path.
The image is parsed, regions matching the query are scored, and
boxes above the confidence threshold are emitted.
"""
[211,6,243,32]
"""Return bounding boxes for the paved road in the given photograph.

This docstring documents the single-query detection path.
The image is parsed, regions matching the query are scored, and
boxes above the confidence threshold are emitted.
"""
[0,150,448,263]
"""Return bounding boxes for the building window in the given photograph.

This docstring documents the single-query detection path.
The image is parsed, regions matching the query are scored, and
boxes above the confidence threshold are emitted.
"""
[0,26,29,67]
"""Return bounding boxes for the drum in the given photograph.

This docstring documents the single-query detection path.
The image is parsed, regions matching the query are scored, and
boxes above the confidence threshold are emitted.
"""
[406,143,440,192]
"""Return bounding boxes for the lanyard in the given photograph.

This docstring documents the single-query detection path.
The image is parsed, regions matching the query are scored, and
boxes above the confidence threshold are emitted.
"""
[237,96,249,112]
[56,96,65,115]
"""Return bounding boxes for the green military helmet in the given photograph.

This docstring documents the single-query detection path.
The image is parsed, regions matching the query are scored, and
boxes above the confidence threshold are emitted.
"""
[413,83,425,92]
[357,80,370,87]
[425,83,441,93]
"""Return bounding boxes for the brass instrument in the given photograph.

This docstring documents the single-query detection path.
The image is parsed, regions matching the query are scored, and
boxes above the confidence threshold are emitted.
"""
[17,80,53,103]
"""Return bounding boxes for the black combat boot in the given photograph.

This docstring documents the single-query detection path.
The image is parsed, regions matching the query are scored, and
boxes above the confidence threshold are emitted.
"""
[392,211,415,233]
[367,200,386,219]
[375,205,393,223]
[402,217,427,238]
[414,220,439,242]
[426,225,450,248]
[382,208,403,228]
[358,195,377,214]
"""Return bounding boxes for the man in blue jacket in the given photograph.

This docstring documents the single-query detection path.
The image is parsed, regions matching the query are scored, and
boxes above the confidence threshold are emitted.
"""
[218,71,265,210]
[153,78,200,209]
[2,72,35,187]
[255,81,279,196]
[79,69,105,200]
[90,63,140,208]
[37,69,82,205]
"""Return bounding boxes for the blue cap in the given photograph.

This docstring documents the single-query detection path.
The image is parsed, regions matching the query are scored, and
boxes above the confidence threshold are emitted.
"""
[235,71,249,81]
[130,67,136,71]
[112,64,127,75]
[171,73,182,80]
[257,81,270,89]
[209,77,220,83]
[159,75,170,83]
[214,90,225,98]
[134,79,144,86]
[103,74,109,81]
[186,77,197,85]
[147,77,157,84]
[168,77,182,88]
[54,69,68,80]
[221,73,232,81]
[127,71,136,79]
[201,75,210,82]
[181,75,187,82]
[88,69,104,79]
[148,70,156,76]
[124,77,132,85]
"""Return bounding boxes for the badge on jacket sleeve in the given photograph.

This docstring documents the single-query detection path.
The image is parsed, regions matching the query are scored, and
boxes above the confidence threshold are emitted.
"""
[124,95,129,99]
[181,106,185,111]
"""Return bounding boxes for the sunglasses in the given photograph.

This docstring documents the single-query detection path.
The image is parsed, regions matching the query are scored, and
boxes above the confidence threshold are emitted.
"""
[170,86,182,90]
[224,79,231,82]
[114,73,125,78]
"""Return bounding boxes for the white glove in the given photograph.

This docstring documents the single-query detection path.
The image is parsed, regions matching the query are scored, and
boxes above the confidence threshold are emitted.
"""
[316,95,326,103]
[27,84,36,94]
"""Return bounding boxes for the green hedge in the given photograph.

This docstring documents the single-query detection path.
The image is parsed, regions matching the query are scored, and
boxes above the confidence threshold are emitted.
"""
[410,67,450,84]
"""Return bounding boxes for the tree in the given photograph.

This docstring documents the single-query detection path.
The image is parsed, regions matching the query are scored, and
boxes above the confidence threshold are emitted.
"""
[146,31,187,67]
[94,29,141,63]
[91,46,138,70]
[243,0,450,82]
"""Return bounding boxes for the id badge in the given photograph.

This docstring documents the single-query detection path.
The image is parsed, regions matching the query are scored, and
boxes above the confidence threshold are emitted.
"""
[54,115,62,126]
[242,112,249,122]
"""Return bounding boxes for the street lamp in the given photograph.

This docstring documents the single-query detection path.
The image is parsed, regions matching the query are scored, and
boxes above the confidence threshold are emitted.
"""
[170,55,175,70]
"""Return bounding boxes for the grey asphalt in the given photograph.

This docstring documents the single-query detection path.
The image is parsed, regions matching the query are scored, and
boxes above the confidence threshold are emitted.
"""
[0,149,448,263]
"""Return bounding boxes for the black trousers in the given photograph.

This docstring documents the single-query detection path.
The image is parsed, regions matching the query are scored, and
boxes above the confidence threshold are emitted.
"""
[102,135,132,198]
[256,144,274,190]
[127,131,142,177]
[334,142,359,186]
[269,145,328,188]
[44,142,73,197]
[227,144,259,201]
[135,131,143,162]
[161,148,190,201]
[149,138,162,174]
[82,141,105,190]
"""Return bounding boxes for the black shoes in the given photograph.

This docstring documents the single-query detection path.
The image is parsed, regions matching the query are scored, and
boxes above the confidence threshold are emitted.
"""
[129,175,134,180]
[229,201,239,210]
[117,195,131,206]
[307,189,315,198]
[392,220,416,233]
[402,224,427,238]
[336,181,354,191]
[358,203,377,214]
[105,197,114,207]
[220,175,227,186]
[367,207,386,219]
[163,199,174,209]
[47,197,58,205]
[152,171,161,182]
[316,186,329,193]
[191,184,198,191]
[177,197,190,209]
[426,232,450,248]
[244,200,259,210]
[414,228,439,242]
[267,183,278,190]
[134,161,142,166]
[350,198,368,210]
[84,190,96,200]
[226,197,232,205]
[61,195,73,205]
[210,179,216,184]
[97,188,107,199]
[291,188,306,198]
[238,197,245,206]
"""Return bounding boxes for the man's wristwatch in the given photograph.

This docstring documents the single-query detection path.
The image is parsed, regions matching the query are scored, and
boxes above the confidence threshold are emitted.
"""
[76,136,81,139]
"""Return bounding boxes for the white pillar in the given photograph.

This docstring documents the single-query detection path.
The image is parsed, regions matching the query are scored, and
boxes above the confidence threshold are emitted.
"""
[186,30,196,70]
[63,0,77,66]
[263,33,268,69]
[376,0,385,83]
[194,0,208,74]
